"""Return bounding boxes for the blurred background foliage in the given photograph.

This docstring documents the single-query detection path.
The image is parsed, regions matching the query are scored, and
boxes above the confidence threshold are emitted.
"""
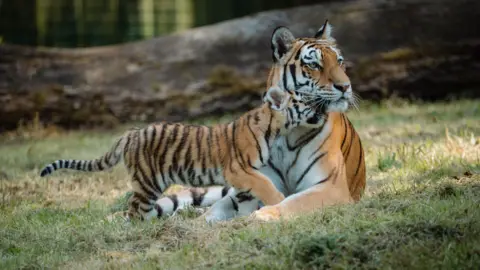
[0,0,322,47]
[0,0,478,132]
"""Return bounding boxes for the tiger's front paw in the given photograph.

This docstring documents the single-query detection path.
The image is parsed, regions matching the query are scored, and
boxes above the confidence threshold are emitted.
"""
[252,206,281,221]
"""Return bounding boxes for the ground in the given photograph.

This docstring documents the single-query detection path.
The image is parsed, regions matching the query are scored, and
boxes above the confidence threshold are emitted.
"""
[1,99,479,269]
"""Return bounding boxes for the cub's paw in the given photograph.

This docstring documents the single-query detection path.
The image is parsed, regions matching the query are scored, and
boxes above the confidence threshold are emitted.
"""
[252,206,281,222]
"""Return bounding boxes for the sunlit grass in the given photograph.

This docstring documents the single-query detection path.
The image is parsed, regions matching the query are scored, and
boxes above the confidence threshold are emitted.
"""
[0,99,479,269]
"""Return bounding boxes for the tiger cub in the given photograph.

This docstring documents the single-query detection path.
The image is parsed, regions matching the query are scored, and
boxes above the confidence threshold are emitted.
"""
[39,86,325,220]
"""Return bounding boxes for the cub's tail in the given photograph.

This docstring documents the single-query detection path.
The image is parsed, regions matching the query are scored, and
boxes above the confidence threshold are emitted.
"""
[39,131,132,177]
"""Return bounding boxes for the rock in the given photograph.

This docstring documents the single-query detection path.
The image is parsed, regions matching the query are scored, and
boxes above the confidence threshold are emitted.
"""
[0,0,479,132]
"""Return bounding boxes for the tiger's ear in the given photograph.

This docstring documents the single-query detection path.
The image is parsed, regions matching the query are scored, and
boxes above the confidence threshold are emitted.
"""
[314,19,333,40]
[264,86,289,111]
[271,26,296,63]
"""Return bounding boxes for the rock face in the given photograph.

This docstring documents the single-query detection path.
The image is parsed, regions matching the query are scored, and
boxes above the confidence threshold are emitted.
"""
[0,0,479,132]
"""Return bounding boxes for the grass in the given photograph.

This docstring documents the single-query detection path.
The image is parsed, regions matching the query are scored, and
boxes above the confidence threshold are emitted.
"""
[0,99,479,269]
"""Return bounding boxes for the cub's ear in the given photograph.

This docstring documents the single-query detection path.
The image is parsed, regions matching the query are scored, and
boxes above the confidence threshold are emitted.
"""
[264,86,289,111]
[314,19,333,40]
[271,26,296,63]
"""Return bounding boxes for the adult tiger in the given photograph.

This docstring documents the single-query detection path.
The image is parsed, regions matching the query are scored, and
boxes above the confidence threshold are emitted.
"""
[39,86,326,220]
[200,20,366,222]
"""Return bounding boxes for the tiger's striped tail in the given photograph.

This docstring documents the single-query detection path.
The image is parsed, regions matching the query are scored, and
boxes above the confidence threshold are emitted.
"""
[39,133,129,177]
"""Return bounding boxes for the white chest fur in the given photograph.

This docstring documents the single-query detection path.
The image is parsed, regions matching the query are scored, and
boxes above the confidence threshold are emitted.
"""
[261,121,333,195]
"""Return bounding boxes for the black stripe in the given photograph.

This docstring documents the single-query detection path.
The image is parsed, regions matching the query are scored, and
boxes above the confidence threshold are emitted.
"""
[247,156,260,170]
[177,169,187,184]
[149,126,157,151]
[177,127,192,185]
[195,126,202,162]
[147,138,163,194]
[236,190,254,203]
[141,127,150,157]
[206,127,214,166]
[172,126,188,170]
[187,162,195,179]
[201,152,207,176]
[184,143,193,174]
[309,132,331,159]
[282,64,289,90]
[296,152,327,185]
[268,160,287,187]
[168,165,177,185]
[223,124,236,173]
[286,148,303,176]
[59,160,64,168]
[231,121,248,173]
[153,125,167,171]
[221,186,230,197]
[214,129,222,164]
[202,127,210,175]
[344,119,356,158]
[287,107,294,124]
[155,203,164,217]
[192,189,206,206]
[236,122,250,172]
[140,206,153,213]
[87,161,93,171]
[103,139,115,166]
[246,115,264,165]
[160,124,179,183]
[70,160,76,169]
[264,112,273,148]
[289,64,297,87]
[123,135,132,162]
[354,138,364,177]
[301,70,307,77]
[137,131,157,195]
[286,128,323,151]
[154,126,168,188]
[313,168,337,186]
[169,194,179,211]
[253,112,260,124]
[97,159,104,170]
[294,47,302,60]
[230,197,239,212]
[145,127,159,191]
[134,169,157,200]
[197,175,204,186]
[208,169,215,185]
[134,192,151,205]
[76,161,82,170]
[340,114,348,151]
[52,162,58,170]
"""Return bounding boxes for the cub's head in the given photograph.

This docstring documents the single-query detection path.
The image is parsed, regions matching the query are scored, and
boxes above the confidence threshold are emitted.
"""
[267,20,356,113]
[263,86,326,133]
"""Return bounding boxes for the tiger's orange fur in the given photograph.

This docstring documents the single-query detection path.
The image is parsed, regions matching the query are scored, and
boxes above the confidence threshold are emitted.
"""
[251,20,366,221]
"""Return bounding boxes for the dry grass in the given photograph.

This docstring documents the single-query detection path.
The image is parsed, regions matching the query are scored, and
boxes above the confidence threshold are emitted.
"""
[1,99,479,269]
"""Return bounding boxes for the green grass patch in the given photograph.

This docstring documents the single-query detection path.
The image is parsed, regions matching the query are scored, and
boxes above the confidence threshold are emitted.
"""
[0,99,479,269]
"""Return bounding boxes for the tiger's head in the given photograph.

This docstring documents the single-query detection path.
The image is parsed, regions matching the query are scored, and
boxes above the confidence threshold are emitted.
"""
[267,20,355,114]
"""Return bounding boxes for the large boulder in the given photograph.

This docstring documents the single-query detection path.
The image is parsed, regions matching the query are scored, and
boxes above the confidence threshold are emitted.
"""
[0,0,479,132]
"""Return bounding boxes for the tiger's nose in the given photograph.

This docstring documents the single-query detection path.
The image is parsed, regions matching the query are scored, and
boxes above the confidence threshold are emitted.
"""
[334,84,350,93]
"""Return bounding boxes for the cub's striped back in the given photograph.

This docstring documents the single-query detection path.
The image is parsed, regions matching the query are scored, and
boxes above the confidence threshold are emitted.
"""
[40,87,324,220]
